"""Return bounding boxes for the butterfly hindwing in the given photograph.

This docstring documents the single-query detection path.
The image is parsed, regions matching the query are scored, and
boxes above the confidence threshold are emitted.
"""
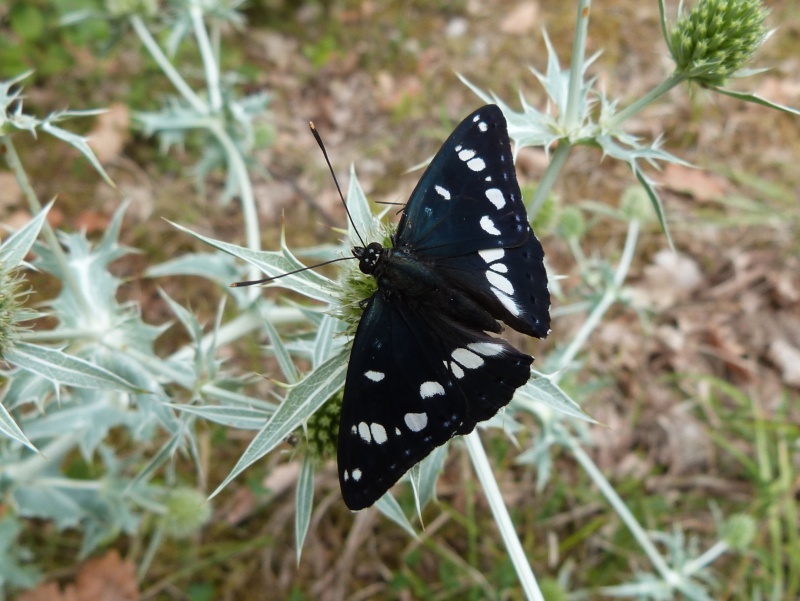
[338,293,533,511]
[436,233,550,338]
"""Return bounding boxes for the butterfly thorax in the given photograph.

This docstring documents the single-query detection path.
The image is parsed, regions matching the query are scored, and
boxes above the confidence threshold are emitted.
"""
[353,241,501,334]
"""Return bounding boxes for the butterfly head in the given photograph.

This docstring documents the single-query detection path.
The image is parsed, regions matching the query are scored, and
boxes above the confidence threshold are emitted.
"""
[353,241,384,275]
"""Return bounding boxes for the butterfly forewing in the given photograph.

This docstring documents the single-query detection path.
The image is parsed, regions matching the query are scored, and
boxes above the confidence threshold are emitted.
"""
[338,294,533,511]
[395,104,550,338]
[396,105,528,257]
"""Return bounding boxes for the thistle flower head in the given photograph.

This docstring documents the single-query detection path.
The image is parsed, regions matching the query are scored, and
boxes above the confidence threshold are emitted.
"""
[669,0,770,87]
[620,186,654,222]
[0,262,29,360]
[305,390,343,462]
[333,224,393,338]
[160,487,212,540]
[557,206,586,241]
[530,191,559,234]
[721,513,756,550]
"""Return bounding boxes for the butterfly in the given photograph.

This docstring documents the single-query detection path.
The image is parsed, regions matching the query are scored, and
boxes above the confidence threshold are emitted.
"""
[338,104,550,510]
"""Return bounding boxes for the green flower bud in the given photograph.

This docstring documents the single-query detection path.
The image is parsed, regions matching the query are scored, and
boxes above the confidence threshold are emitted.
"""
[620,186,653,222]
[161,487,212,540]
[538,578,567,601]
[105,0,157,18]
[669,0,770,87]
[305,391,343,462]
[721,513,756,551]
[529,189,558,234]
[557,206,586,241]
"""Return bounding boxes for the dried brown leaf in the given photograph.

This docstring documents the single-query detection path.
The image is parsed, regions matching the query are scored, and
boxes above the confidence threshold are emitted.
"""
[16,551,138,601]
[704,321,755,382]
[16,582,72,601]
[631,249,704,309]
[660,163,728,202]
[657,403,712,474]
[74,210,111,235]
[0,173,23,211]
[500,2,540,35]
[768,339,800,388]
[87,103,130,164]
[73,551,138,601]
[756,74,800,106]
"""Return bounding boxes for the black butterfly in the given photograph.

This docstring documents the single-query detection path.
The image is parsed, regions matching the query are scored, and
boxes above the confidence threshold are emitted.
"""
[338,104,550,510]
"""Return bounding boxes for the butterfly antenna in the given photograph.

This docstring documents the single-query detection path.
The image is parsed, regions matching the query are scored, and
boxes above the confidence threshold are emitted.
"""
[230,256,355,287]
[309,121,367,248]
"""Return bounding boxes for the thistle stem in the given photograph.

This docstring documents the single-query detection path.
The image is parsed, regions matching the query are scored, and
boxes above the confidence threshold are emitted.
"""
[608,73,685,129]
[189,1,223,113]
[130,15,208,114]
[465,432,544,601]
[563,429,679,583]
[527,140,571,218]
[550,219,639,374]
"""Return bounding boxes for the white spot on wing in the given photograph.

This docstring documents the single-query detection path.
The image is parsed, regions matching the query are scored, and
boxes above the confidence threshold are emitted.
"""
[478,121,488,132]
[458,148,476,162]
[395,427,401,435]
[451,363,465,379]
[405,412,428,432]
[358,422,371,443]
[480,216,501,235]
[451,347,484,369]
[344,470,349,481]
[467,157,486,172]
[370,423,388,444]
[485,188,506,209]
[479,248,505,263]
[364,370,384,382]
[473,114,481,122]
[490,263,508,273]
[435,185,451,200]
[485,176,492,182]
[420,381,445,398]
[486,270,515,295]
[352,468,362,481]
[492,287,521,316]
[468,342,505,356]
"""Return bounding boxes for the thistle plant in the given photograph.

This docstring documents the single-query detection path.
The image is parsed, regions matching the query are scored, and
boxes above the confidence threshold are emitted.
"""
[0,0,797,599]
[189,0,794,597]
[0,1,275,592]
[63,0,272,287]
[456,0,797,598]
